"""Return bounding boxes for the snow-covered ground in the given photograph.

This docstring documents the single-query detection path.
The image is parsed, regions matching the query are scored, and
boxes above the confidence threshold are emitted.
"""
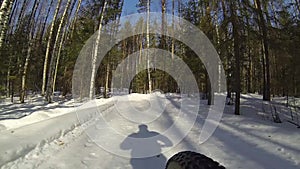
[0,95,111,131]
[0,93,299,169]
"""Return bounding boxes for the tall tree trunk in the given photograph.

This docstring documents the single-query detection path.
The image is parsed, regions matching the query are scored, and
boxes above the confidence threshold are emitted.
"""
[10,81,14,103]
[0,0,13,49]
[4,0,19,98]
[245,11,252,93]
[171,0,175,61]
[6,0,17,30]
[247,49,252,93]
[39,0,54,44]
[295,0,300,14]
[122,40,126,92]
[41,0,62,96]
[255,0,271,101]
[69,0,82,39]
[20,0,40,103]
[15,0,28,26]
[171,0,176,92]
[215,10,221,94]
[104,63,110,98]
[6,64,10,97]
[161,0,166,91]
[52,0,78,95]
[52,30,65,95]
[46,0,72,103]
[221,0,232,99]
[89,0,108,99]
[52,1,75,95]
[230,1,241,115]
[146,0,152,93]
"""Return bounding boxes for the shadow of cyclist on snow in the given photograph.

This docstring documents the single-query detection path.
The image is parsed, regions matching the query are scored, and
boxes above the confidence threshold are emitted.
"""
[120,124,173,169]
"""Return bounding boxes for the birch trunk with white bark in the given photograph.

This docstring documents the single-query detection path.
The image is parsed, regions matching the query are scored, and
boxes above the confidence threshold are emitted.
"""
[20,0,40,103]
[52,0,78,94]
[0,0,13,48]
[89,0,108,100]
[41,0,62,96]
[69,0,82,39]
[46,0,72,102]
[146,0,152,93]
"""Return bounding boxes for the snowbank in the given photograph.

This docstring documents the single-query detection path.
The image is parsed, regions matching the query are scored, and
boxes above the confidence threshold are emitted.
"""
[0,99,114,166]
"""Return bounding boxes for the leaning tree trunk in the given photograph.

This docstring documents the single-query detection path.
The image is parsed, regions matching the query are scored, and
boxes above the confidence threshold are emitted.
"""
[46,0,72,103]
[89,0,108,99]
[52,31,65,95]
[4,0,19,98]
[39,0,54,44]
[52,0,78,95]
[0,0,13,49]
[20,0,40,103]
[1,0,14,98]
[69,0,83,39]
[41,0,62,96]
[294,0,300,17]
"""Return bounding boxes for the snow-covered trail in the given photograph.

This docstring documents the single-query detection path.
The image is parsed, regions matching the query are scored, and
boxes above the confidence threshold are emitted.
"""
[2,96,187,169]
[1,94,299,169]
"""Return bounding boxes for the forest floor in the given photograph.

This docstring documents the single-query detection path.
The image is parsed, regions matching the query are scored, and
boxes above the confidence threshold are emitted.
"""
[0,93,299,169]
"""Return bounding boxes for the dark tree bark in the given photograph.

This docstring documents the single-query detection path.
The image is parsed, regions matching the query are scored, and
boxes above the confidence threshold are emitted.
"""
[230,1,241,115]
[255,0,271,101]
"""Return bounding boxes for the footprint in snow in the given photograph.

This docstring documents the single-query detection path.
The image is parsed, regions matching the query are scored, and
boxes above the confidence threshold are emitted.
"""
[277,147,284,152]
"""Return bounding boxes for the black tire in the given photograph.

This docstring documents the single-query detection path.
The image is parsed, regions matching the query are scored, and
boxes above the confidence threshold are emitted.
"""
[165,151,226,169]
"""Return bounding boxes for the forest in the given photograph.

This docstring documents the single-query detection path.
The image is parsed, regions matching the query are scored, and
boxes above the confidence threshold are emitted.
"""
[0,0,299,115]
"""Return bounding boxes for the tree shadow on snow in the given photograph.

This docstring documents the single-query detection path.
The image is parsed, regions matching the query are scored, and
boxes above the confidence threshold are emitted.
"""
[0,99,75,120]
[120,124,173,169]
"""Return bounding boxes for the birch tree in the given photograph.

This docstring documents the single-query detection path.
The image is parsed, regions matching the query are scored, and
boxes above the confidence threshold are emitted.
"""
[41,0,62,96]
[0,0,13,49]
[89,0,108,99]
[146,0,152,93]
[46,0,72,102]
[103,0,124,98]
[171,0,175,60]
[69,0,83,39]
[52,0,78,95]
[4,0,18,98]
[137,0,152,93]
[39,0,54,44]
[20,0,40,103]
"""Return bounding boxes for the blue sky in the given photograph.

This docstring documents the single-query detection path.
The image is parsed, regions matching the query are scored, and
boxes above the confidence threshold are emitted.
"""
[122,0,139,15]
[121,0,179,16]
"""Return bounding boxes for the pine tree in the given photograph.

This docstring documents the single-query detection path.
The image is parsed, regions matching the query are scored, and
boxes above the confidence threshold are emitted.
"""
[255,0,271,101]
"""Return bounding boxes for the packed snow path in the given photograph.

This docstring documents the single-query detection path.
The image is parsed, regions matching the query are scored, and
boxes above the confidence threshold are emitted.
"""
[0,94,299,169]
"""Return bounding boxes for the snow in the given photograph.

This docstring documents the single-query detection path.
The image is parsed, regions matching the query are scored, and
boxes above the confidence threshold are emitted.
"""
[0,93,299,169]
[0,95,111,130]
